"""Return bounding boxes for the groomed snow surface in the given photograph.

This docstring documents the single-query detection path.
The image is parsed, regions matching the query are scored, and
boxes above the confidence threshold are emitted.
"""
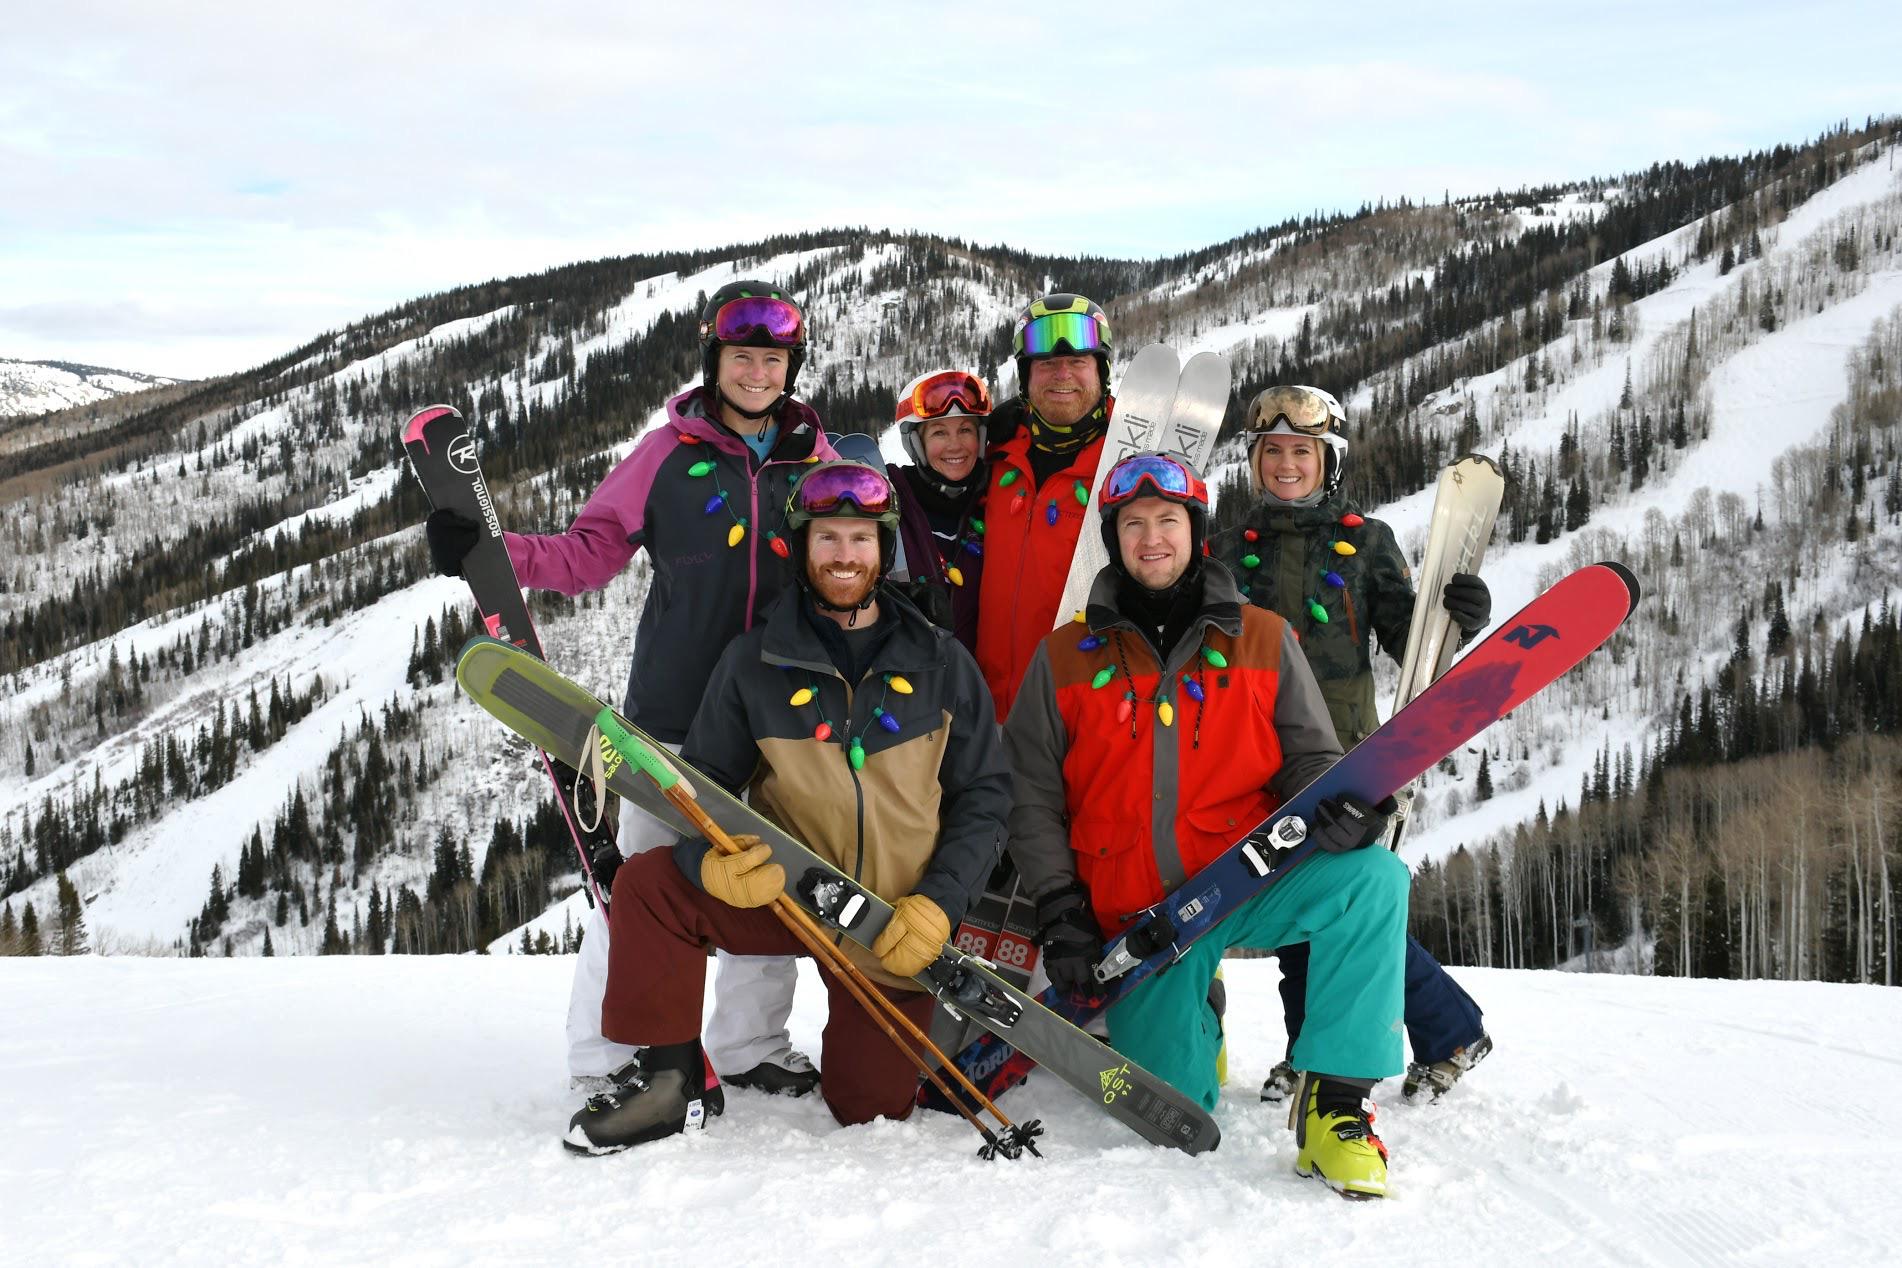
[4,957,1897,1265]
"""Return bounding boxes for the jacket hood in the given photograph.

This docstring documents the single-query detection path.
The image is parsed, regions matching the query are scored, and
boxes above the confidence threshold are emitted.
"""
[665,386,827,459]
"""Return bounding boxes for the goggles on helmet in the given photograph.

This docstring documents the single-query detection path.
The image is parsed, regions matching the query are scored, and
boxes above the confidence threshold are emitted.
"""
[1018,310,1108,359]
[1246,385,1344,439]
[792,462,897,518]
[1101,453,1208,511]
[703,295,805,347]
[899,370,992,424]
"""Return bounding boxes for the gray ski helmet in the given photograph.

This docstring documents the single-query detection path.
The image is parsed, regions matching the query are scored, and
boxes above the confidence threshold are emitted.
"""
[699,280,809,393]
[894,368,993,470]
[1244,385,1349,498]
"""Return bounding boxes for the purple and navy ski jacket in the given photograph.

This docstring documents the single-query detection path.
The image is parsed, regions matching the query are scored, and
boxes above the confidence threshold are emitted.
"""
[505,386,834,743]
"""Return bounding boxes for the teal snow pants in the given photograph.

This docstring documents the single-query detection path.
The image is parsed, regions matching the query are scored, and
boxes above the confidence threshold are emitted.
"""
[1104,845,1409,1111]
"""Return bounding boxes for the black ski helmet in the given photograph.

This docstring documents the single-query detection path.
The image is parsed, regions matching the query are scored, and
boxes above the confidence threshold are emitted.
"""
[699,280,809,400]
[1012,292,1113,401]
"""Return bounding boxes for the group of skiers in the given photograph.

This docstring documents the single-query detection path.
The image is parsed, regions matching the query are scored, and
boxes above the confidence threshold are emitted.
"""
[425,284,1495,1199]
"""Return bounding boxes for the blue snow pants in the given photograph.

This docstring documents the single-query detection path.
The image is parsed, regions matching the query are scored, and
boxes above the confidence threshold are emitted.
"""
[1104,846,1409,1112]
[1277,934,1484,1064]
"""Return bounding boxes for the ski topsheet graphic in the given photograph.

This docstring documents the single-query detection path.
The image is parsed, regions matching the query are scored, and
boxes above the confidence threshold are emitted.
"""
[454,636,1221,1156]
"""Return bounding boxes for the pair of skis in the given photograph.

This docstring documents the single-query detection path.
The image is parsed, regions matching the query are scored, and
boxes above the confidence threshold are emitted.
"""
[950,558,1641,1101]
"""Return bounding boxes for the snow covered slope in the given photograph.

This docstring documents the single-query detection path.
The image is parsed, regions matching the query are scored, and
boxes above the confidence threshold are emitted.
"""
[1,956,1894,1263]
[0,356,177,418]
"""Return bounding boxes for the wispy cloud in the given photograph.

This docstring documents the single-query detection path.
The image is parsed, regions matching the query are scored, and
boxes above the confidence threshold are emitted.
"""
[2,1,1898,377]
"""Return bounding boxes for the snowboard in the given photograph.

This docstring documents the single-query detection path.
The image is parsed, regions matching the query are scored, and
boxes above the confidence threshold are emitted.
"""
[453,635,1222,1156]
[401,404,617,911]
[953,560,1641,1099]
[1387,453,1506,851]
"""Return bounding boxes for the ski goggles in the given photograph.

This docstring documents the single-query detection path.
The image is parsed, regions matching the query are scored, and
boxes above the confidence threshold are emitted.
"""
[901,370,992,423]
[1246,386,1344,438]
[794,462,896,517]
[1018,310,1108,358]
[705,295,805,347]
[1101,453,1208,510]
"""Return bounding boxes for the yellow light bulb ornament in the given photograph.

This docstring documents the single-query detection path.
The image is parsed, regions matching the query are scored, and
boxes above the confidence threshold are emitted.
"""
[885,674,913,694]
[789,688,814,707]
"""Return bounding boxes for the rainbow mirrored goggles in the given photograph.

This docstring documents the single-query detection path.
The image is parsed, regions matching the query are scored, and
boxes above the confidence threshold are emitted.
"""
[1101,453,1208,510]
[793,462,896,517]
[1018,310,1108,358]
[899,370,992,423]
[704,295,805,346]
[1246,385,1344,438]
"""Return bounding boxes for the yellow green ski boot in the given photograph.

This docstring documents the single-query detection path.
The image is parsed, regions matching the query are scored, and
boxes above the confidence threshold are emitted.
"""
[1291,1074,1389,1200]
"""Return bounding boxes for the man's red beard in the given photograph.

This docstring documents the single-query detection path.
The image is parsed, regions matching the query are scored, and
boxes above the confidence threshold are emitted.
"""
[809,562,875,609]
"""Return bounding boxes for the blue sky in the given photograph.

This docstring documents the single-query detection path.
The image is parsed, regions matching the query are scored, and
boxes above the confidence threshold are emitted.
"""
[2,1,1898,379]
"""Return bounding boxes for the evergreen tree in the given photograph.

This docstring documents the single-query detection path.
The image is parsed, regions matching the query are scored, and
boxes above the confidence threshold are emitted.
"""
[21,902,41,955]
[53,870,86,955]
[1475,750,1494,801]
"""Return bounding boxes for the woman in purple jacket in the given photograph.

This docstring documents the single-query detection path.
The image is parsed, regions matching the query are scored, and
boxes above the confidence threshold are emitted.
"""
[427,281,836,1104]
[886,368,991,654]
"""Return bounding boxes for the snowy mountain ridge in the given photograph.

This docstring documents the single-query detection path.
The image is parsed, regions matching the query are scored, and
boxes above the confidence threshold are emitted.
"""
[3,124,1900,966]
[0,356,178,419]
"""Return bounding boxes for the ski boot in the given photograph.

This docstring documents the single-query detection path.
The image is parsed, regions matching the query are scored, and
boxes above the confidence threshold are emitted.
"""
[1291,1073,1389,1200]
[723,1049,819,1097]
[1403,1032,1493,1102]
[563,1040,720,1155]
[1259,1058,1298,1103]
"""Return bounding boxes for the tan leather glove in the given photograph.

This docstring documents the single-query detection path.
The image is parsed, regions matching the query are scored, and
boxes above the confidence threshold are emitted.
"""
[700,835,784,909]
[872,893,950,978]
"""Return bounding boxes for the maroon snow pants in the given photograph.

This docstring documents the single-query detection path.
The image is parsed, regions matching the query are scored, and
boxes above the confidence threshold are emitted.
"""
[604,849,936,1128]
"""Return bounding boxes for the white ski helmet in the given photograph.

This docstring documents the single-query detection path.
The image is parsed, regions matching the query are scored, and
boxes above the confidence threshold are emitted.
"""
[893,368,993,470]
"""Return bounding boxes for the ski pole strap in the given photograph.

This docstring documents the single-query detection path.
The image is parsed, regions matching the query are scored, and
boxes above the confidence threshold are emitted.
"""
[574,723,610,834]
[593,708,697,799]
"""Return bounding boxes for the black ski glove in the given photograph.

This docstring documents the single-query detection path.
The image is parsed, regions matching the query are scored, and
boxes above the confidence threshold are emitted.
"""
[1442,571,1491,639]
[425,508,482,578]
[1311,794,1398,853]
[1034,883,1103,997]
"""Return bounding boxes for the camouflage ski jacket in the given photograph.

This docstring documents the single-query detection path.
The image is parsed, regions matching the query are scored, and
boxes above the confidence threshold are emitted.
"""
[1208,494,1414,746]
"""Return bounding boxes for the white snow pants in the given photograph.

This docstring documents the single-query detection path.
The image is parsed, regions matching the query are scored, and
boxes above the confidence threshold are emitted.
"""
[565,740,798,1079]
